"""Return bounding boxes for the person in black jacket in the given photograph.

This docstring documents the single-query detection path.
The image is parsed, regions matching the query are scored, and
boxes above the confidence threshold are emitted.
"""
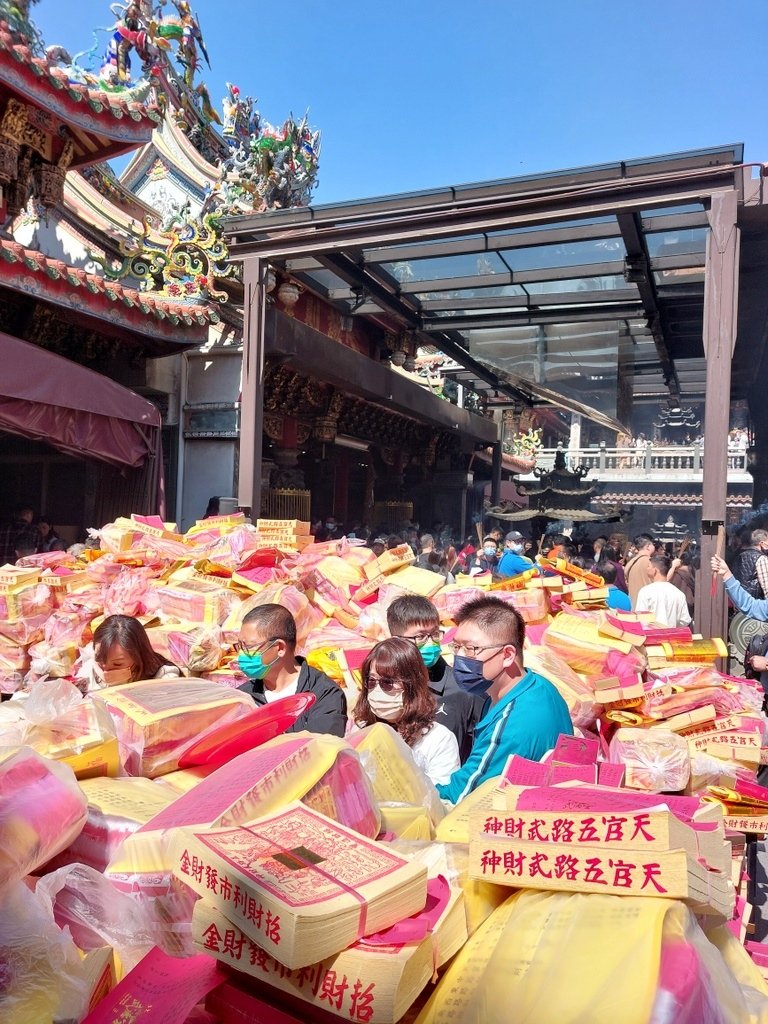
[732,529,768,600]
[386,594,483,764]
[236,604,347,737]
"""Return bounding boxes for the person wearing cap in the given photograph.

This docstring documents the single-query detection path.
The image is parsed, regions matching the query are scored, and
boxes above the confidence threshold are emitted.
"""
[497,531,534,578]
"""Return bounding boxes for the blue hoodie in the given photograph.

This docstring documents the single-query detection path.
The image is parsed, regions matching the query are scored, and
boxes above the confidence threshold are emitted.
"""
[436,668,573,804]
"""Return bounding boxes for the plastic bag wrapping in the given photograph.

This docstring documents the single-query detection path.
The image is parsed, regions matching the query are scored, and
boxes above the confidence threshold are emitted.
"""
[45,606,98,649]
[221,582,321,646]
[146,622,223,675]
[299,620,368,655]
[348,723,445,826]
[414,890,768,1024]
[0,610,48,645]
[27,638,78,679]
[432,585,486,623]
[36,863,154,976]
[0,746,87,889]
[686,753,746,795]
[45,776,178,873]
[103,566,161,617]
[543,608,648,677]
[24,699,120,779]
[356,604,389,641]
[156,578,237,626]
[0,879,90,1024]
[0,582,53,622]
[95,678,256,777]
[19,675,83,724]
[524,644,602,731]
[609,727,691,793]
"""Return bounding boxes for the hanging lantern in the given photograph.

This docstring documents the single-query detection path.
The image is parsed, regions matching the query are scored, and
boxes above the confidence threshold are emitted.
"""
[277,280,302,307]
[403,355,417,373]
[265,268,277,293]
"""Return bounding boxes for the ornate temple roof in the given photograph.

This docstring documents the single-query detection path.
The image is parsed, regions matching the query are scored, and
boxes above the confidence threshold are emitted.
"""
[0,20,161,166]
[0,238,218,344]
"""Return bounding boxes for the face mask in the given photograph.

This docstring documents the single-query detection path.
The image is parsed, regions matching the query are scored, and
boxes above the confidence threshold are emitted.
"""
[102,667,134,686]
[325,522,337,532]
[367,686,405,722]
[507,542,524,554]
[453,653,496,696]
[419,641,442,668]
[238,644,278,680]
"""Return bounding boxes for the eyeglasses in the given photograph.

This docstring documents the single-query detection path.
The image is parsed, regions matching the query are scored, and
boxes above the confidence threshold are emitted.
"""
[400,629,442,647]
[449,641,507,658]
[365,676,405,694]
[233,637,279,656]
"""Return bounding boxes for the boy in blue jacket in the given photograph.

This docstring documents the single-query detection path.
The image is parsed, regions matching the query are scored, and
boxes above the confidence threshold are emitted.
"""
[436,596,572,805]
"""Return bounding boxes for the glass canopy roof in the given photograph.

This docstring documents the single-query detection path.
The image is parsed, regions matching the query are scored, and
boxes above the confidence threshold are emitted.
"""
[225,144,748,432]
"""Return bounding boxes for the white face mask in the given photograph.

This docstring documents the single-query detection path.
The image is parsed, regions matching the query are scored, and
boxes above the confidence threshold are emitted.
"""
[367,686,405,723]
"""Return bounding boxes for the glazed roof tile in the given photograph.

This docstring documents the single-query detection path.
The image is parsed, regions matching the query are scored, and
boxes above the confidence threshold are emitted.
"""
[0,238,219,333]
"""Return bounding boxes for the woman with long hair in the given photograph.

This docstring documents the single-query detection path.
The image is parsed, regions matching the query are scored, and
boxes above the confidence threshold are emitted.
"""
[353,637,460,786]
[91,614,181,687]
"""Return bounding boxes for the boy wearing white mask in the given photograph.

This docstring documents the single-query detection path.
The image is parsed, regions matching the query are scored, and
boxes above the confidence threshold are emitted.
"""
[436,596,572,805]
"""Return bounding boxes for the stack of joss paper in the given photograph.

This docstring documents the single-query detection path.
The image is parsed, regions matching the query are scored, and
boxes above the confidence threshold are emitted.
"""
[469,779,734,919]
[196,847,467,1024]
[174,802,428,970]
[256,518,314,552]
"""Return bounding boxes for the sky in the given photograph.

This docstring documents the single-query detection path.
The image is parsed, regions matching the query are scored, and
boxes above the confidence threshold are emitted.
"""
[29,0,768,205]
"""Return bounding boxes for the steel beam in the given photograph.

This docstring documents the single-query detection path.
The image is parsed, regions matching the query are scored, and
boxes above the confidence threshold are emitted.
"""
[696,190,740,643]
[237,259,268,517]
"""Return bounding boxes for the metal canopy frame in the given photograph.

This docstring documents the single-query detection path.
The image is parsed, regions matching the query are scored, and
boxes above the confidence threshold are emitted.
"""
[227,144,745,429]
[226,142,768,642]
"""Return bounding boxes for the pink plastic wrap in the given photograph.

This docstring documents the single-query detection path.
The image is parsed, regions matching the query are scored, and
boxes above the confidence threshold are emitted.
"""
[146,623,224,675]
[0,746,87,888]
[103,567,161,617]
[44,606,95,646]
[37,863,155,973]
[524,644,602,731]
[608,727,691,792]
[0,611,48,645]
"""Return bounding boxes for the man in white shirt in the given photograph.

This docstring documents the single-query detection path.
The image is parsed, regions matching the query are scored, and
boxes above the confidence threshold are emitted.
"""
[634,553,692,628]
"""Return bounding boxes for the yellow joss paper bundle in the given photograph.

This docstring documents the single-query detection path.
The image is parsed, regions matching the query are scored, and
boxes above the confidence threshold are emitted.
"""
[107,733,381,896]
[172,802,428,970]
[348,723,444,827]
[95,678,255,777]
[415,890,765,1024]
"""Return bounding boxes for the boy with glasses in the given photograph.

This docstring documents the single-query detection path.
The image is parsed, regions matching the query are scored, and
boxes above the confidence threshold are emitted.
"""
[436,596,572,804]
[236,604,347,736]
[386,595,482,763]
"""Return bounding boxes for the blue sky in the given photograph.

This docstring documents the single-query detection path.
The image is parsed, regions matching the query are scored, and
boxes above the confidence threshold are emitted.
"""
[31,0,768,204]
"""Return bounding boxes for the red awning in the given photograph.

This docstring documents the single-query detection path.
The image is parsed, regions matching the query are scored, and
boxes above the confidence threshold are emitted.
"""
[0,333,164,512]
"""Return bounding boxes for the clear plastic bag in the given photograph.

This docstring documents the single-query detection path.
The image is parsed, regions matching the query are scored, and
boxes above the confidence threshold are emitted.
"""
[37,862,154,976]
[0,746,87,889]
[0,880,89,1023]
[608,727,691,793]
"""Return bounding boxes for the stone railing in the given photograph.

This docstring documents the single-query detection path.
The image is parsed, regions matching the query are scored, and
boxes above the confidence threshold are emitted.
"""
[513,445,750,482]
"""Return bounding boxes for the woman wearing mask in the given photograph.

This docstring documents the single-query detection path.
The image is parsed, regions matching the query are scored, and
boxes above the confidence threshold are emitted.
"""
[91,614,181,688]
[353,637,460,786]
